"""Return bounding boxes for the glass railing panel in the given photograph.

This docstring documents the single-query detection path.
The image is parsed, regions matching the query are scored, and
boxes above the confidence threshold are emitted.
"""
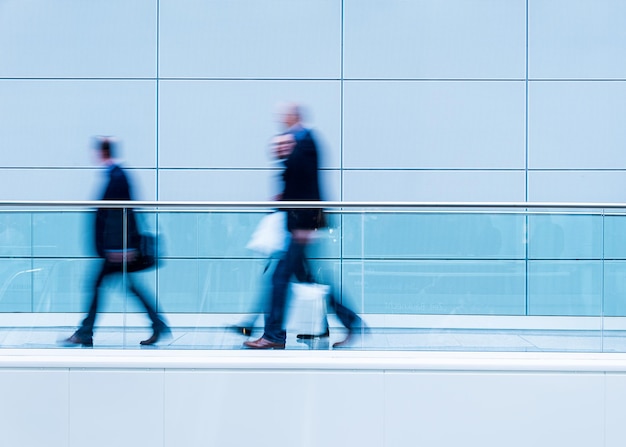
[32,262,157,315]
[0,259,33,312]
[339,208,528,322]
[32,258,87,313]
[0,202,622,352]
[32,211,90,258]
[526,210,604,352]
[527,260,603,316]
[527,211,604,317]
[159,211,249,258]
[157,210,267,314]
[604,212,626,259]
[159,210,341,259]
[602,261,626,317]
[342,211,525,259]
[341,260,526,315]
[0,211,32,257]
[156,209,340,314]
[0,211,33,313]
[527,213,603,259]
[602,210,626,353]
[158,258,265,313]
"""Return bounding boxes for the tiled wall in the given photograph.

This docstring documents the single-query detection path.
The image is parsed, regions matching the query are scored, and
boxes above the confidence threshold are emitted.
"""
[2,0,625,202]
[1,1,626,317]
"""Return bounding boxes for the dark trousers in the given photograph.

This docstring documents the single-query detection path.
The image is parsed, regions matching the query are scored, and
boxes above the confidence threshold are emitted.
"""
[238,250,312,329]
[77,260,164,337]
[263,238,360,344]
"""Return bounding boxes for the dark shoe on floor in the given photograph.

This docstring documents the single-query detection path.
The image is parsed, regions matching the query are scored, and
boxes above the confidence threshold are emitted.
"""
[140,326,171,346]
[296,327,330,340]
[243,337,285,350]
[229,325,253,337]
[65,332,93,347]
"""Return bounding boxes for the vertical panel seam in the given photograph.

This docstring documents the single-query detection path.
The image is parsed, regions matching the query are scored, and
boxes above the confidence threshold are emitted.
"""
[525,0,530,315]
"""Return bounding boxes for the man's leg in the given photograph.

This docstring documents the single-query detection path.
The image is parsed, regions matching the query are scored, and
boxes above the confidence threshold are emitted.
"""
[328,290,364,348]
[328,290,360,330]
[127,275,170,345]
[80,261,112,334]
[128,276,165,329]
[66,261,111,345]
[245,239,306,348]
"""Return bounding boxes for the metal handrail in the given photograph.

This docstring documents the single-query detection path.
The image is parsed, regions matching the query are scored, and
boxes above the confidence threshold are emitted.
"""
[1,200,626,209]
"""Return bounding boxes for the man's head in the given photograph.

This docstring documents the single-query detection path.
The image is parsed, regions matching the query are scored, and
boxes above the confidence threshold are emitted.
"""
[278,102,303,130]
[95,136,115,163]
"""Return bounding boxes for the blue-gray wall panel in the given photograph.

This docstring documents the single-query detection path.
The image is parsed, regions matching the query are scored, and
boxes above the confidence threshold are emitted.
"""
[158,80,341,169]
[344,0,526,79]
[0,0,157,78]
[0,80,156,169]
[343,81,526,169]
[529,0,626,79]
[159,0,341,79]
[528,171,626,203]
[342,170,526,202]
[529,82,626,169]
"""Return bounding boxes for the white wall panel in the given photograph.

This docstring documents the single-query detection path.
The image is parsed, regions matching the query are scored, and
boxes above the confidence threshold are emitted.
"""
[342,170,526,202]
[344,0,526,79]
[0,369,69,447]
[320,169,342,202]
[606,373,626,447]
[158,169,340,201]
[384,372,604,447]
[528,171,626,202]
[0,80,157,169]
[529,0,626,79]
[343,81,526,169]
[1,365,614,447]
[0,0,157,78]
[159,0,341,79]
[69,370,164,447]
[528,81,626,169]
[164,370,385,447]
[159,169,276,201]
[0,169,155,201]
[158,80,341,169]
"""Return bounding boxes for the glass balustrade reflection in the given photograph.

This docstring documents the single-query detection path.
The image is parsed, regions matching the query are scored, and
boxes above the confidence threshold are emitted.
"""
[0,204,623,352]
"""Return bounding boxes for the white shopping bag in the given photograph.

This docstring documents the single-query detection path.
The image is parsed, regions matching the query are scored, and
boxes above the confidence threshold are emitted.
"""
[286,282,329,336]
[246,211,289,257]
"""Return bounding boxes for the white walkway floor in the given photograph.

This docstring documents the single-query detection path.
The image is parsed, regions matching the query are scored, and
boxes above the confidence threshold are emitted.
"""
[1,325,625,352]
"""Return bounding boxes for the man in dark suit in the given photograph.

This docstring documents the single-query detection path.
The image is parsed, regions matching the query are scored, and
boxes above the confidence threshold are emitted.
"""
[244,104,362,349]
[66,137,169,347]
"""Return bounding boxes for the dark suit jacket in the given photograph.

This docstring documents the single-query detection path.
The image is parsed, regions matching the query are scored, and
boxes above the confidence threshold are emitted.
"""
[281,129,326,231]
[95,164,140,257]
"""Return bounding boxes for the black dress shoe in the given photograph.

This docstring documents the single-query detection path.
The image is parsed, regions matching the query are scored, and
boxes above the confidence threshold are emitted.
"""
[229,325,253,337]
[65,332,93,347]
[296,327,330,340]
[243,337,285,349]
[140,326,171,346]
